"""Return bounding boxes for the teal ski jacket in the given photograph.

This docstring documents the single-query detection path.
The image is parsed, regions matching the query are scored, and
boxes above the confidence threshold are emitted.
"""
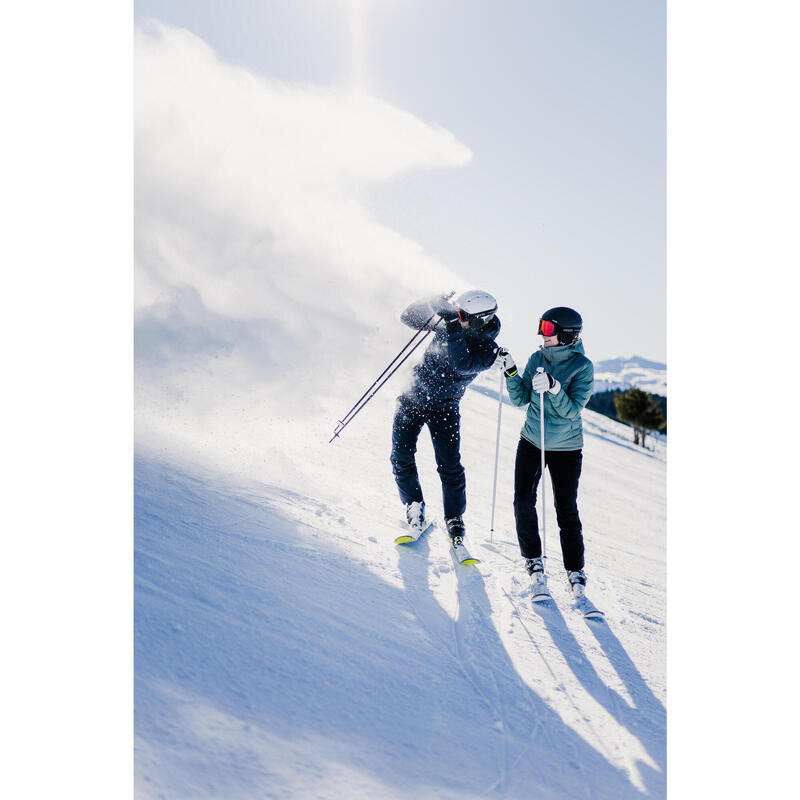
[506,341,594,451]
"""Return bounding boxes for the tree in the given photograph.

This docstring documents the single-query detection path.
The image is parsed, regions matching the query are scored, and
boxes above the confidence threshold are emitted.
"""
[614,388,666,448]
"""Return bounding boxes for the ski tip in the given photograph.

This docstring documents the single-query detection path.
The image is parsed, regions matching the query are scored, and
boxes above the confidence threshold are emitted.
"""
[531,594,552,603]
[583,610,606,620]
[459,558,480,566]
[395,522,434,546]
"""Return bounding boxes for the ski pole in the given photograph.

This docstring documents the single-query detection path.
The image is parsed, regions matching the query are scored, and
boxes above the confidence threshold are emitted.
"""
[328,324,438,443]
[536,367,547,561]
[334,313,438,431]
[489,368,504,542]
[329,293,455,441]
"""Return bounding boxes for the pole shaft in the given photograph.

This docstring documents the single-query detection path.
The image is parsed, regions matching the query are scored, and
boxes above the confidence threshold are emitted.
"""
[537,368,547,561]
[330,292,455,441]
[328,327,435,442]
[336,318,432,429]
[489,369,504,541]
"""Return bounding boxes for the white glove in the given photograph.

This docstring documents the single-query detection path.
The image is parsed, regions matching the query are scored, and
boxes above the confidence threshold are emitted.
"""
[532,370,561,394]
[494,348,517,376]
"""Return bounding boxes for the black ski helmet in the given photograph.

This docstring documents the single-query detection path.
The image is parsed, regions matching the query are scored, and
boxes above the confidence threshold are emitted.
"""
[538,307,583,345]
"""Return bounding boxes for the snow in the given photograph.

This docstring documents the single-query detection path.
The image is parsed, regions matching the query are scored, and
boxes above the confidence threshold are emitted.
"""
[135,386,665,800]
[592,356,667,396]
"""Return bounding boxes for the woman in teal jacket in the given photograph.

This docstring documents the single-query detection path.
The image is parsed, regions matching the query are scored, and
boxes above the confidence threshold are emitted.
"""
[496,307,594,597]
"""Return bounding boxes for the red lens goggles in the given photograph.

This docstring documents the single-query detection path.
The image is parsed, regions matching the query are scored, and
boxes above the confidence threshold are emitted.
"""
[538,319,557,337]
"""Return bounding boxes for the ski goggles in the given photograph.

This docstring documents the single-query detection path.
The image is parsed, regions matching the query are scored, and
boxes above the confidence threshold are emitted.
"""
[538,319,557,336]
[458,308,496,324]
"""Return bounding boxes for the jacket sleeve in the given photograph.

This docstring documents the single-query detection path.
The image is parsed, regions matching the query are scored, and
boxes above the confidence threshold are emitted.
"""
[400,297,440,330]
[549,361,594,419]
[444,320,497,374]
[506,356,533,407]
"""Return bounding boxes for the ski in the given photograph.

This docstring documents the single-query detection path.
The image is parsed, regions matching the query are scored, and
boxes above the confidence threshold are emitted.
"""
[443,529,480,565]
[394,521,435,545]
[452,540,480,566]
[571,585,605,620]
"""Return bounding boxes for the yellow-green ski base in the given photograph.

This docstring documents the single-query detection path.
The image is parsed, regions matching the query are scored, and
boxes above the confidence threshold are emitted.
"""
[394,535,416,545]
[460,558,480,566]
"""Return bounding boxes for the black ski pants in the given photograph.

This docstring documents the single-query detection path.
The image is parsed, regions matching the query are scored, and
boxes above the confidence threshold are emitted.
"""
[513,437,584,571]
[390,396,466,520]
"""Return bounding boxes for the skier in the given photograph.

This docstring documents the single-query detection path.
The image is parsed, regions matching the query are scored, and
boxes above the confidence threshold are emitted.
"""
[495,307,594,599]
[390,291,501,556]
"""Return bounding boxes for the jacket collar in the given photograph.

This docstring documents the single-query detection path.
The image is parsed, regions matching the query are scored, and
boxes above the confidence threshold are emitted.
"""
[540,339,584,364]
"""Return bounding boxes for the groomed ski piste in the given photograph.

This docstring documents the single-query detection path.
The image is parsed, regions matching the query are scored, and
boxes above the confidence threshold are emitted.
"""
[135,373,665,800]
[134,23,665,799]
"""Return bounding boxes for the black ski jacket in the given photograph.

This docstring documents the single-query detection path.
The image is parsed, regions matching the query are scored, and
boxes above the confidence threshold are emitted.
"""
[399,296,500,407]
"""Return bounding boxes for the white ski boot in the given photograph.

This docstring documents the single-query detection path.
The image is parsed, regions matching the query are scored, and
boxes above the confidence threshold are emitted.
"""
[567,569,587,598]
[526,557,551,602]
[394,501,429,544]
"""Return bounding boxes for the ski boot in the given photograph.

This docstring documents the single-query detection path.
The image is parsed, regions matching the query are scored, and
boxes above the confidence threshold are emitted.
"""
[445,516,479,565]
[406,500,426,531]
[526,557,550,602]
[444,515,466,549]
[567,569,587,599]
[395,500,428,544]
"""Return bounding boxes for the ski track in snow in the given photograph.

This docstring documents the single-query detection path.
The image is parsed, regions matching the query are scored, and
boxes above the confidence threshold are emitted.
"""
[135,386,665,799]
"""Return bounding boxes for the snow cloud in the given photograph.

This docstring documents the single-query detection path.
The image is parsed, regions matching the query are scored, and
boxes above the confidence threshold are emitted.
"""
[135,22,473,477]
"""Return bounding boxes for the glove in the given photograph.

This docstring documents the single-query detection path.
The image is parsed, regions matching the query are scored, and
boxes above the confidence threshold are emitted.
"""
[494,347,517,377]
[432,295,460,321]
[532,370,561,394]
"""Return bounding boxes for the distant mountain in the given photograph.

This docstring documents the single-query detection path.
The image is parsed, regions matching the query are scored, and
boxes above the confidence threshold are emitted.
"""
[593,355,667,396]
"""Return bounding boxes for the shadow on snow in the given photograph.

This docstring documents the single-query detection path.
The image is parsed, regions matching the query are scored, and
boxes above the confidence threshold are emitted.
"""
[397,536,660,799]
[529,599,666,797]
[135,456,657,799]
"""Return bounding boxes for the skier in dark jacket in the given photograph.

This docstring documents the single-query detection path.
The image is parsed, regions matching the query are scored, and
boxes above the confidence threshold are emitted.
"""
[496,307,594,601]
[391,290,500,555]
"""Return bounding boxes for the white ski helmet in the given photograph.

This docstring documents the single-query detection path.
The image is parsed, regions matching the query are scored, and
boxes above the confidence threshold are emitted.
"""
[456,290,498,326]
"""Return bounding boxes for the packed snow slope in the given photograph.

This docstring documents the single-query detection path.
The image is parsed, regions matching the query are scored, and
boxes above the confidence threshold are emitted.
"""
[135,22,665,800]
[135,386,665,800]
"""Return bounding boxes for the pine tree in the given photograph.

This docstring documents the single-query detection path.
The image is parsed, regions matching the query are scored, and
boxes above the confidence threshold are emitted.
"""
[614,388,666,448]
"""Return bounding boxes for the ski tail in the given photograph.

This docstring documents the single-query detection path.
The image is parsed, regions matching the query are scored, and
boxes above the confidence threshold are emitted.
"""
[581,604,605,620]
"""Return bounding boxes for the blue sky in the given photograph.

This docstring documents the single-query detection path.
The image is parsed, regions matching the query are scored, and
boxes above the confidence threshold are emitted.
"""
[134,0,665,363]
